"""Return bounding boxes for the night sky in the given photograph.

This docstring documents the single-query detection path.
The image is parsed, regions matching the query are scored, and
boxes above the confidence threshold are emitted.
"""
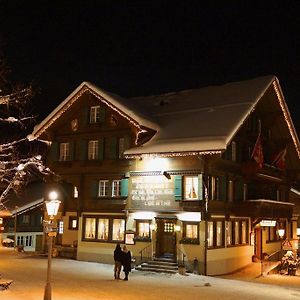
[1,1,300,133]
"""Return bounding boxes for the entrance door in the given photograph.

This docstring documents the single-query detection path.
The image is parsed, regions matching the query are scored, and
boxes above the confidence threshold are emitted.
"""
[254,228,262,259]
[156,218,176,258]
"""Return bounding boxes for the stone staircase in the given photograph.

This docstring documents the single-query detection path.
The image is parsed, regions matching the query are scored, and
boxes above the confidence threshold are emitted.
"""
[135,257,178,274]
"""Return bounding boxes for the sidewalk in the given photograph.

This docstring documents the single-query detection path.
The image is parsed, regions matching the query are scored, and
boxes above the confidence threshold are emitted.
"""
[219,262,300,289]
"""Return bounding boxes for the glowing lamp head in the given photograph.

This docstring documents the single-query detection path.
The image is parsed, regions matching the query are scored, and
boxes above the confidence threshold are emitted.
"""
[45,191,61,219]
[278,228,285,238]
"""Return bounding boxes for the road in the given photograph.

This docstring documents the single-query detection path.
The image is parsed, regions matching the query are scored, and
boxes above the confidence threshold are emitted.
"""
[1,247,300,300]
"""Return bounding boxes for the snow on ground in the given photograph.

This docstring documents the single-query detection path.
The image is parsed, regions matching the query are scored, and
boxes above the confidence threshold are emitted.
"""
[0,247,300,300]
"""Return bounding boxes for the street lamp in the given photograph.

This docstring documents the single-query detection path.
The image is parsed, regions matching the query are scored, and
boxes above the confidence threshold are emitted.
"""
[44,191,61,300]
[278,228,285,262]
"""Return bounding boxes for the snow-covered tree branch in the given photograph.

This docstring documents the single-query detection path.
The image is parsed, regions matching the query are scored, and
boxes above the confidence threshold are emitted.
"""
[0,53,58,209]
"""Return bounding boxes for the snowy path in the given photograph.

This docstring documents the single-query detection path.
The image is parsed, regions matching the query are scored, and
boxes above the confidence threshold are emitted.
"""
[1,248,300,300]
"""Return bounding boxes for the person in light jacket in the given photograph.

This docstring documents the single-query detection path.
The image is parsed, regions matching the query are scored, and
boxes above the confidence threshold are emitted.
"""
[113,243,122,279]
[121,245,131,281]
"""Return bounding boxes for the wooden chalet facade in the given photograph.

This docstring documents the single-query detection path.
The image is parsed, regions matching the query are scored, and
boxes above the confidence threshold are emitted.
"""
[32,75,300,275]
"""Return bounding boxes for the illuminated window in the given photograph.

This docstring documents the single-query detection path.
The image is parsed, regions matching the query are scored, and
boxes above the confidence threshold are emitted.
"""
[0,217,3,225]
[112,180,121,197]
[97,218,109,240]
[59,142,70,161]
[85,218,96,239]
[207,220,225,248]
[69,216,78,230]
[88,140,99,160]
[83,216,125,243]
[207,221,214,247]
[112,219,125,241]
[74,186,79,198]
[241,221,247,244]
[98,180,109,197]
[58,221,64,234]
[234,221,239,244]
[226,221,232,245]
[184,223,199,239]
[184,176,198,200]
[216,221,223,246]
[90,106,100,123]
[136,220,150,238]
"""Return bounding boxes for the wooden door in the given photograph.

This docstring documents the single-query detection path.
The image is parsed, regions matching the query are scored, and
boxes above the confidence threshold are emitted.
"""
[156,219,176,258]
[254,228,262,259]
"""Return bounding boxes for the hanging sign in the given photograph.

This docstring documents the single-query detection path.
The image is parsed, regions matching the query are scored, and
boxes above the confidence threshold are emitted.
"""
[282,238,293,250]
[259,220,276,227]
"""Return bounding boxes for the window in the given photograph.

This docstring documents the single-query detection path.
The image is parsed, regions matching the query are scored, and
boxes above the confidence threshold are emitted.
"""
[97,218,109,240]
[232,141,237,162]
[112,180,121,197]
[0,217,3,225]
[226,221,232,245]
[74,186,79,198]
[58,221,64,234]
[85,217,96,239]
[118,137,125,159]
[59,142,70,161]
[207,220,224,248]
[90,106,100,123]
[98,180,109,197]
[22,215,30,225]
[181,222,199,244]
[136,220,151,238]
[112,219,125,241]
[207,221,214,247]
[230,219,249,245]
[83,216,125,242]
[88,140,99,160]
[208,176,220,200]
[184,176,198,200]
[69,216,78,230]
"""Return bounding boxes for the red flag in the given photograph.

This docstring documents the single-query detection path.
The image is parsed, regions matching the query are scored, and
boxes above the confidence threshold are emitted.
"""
[251,134,264,168]
[272,148,286,169]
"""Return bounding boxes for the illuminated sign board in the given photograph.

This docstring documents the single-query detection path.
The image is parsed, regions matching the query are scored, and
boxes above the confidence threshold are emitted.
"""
[259,220,276,227]
[131,176,177,208]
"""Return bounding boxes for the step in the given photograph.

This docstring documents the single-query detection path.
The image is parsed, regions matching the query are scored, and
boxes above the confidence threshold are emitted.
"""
[153,257,176,263]
[141,262,178,270]
[135,265,177,274]
[146,260,178,267]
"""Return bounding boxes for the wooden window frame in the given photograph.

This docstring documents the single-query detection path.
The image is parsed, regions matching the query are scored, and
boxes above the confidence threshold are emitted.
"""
[68,216,78,230]
[82,215,126,243]
[207,220,225,249]
[90,106,100,124]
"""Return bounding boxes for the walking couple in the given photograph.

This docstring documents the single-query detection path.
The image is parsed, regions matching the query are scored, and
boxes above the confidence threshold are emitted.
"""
[114,243,132,281]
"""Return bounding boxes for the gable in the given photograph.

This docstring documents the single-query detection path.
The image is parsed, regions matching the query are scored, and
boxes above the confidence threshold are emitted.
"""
[32,82,158,143]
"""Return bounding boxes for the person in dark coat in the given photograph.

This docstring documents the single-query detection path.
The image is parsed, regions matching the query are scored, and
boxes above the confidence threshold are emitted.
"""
[121,245,131,281]
[114,243,122,279]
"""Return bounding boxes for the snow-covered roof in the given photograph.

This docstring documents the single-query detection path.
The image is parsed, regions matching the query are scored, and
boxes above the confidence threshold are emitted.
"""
[32,81,159,138]
[125,75,300,157]
[11,198,44,216]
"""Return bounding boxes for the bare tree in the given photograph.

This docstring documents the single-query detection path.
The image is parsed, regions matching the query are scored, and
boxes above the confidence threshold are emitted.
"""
[0,51,56,209]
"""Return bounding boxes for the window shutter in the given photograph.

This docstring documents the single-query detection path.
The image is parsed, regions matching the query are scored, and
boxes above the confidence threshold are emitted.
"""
[80,140,87,161]
[82,107,89,125]
[69,141,75,161]
[50,142,58,161]
[219,176,227,201]
[198,174,203,200]
[90,180,98,198]
[174,175,182,201]
[110,137,117,160]
[99,106,106,123]
[235,179,244,202]
[121,179,129,197]
[98,138,104,160]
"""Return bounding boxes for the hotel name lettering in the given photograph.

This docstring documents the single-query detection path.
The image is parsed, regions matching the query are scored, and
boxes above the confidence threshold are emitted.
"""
[131,176,174,207]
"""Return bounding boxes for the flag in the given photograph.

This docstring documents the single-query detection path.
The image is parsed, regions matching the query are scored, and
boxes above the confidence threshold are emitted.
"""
[251,134,264,168]
[272,148,287,169]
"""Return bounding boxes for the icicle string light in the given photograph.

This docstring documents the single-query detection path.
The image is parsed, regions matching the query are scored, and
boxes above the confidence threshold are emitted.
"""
[34,85,148,145]
[125,150,222,159]
[272,80,300,158]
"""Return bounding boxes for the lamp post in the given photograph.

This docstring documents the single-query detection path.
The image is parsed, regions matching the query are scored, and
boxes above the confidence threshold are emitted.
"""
[278,228,285,262]
[44,191,61,300]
